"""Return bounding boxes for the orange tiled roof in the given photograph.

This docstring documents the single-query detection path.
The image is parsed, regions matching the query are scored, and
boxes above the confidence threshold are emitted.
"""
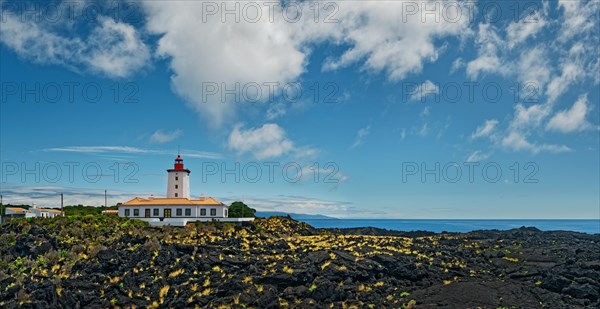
[120,197,225,206]
[32,208,62,213]
[6,207,27,213]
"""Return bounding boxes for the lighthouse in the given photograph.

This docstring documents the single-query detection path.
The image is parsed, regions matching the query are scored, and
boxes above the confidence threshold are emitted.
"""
[167,155,190,198]
[118,152,253,226]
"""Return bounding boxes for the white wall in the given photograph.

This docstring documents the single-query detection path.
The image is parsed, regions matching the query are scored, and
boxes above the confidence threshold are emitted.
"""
[133,217,253,227]
[119,205,228,219]
[27,209,61,218]
[167,170,190,198]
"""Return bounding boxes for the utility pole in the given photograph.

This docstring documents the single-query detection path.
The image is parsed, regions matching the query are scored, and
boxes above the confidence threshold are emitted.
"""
[105,190,107,208]
[1,194,4,224]
[61,194,64,216]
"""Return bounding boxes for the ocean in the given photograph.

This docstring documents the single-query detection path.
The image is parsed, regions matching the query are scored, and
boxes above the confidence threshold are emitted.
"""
[300,219,600,234]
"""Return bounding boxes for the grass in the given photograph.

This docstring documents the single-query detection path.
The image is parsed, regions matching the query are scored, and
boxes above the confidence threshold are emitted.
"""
[169,269,184,277]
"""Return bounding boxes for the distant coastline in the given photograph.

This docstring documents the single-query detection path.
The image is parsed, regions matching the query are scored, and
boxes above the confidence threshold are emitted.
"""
[297,218,600,234]
[255,212,599,234]
[255,211,339,220]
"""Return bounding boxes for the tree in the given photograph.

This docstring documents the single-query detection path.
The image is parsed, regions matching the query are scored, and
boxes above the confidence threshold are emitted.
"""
[228,201,256,218]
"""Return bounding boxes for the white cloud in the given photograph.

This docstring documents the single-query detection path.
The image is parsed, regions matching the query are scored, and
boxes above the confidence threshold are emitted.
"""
[399,128,407,141]
[44,146,222,159]
[471,119,498,140]
[450,58,465,73]
[546,95,593,133]
[546,62,583,104]
[467,16,551,88]
[466,23,508,79]
[420,106,430,118]
[466,54,503,79]
[84,17,151,78]
[410,80,439,102]
[227,123,298,160]
[318,1,471,81]
[458,2,595,155]
[506,10,547,48]
[142,1,306,127]
[266,102,287,120]
[293,147,320,159]
[518,47,551,85]
[499,103,574,154]
[141,1,470,126]
[0,15,149,78]
[219,195,353,217]
[298,164,349,187]
[558,0,599,42]
[351,125,371,149]
[149,129,183,144]
[500,131,571,154]
[417,123,429,137]
[510,103,552,130]
[466,150,491,162]
[45,146,150,154]
[221,194,392,218]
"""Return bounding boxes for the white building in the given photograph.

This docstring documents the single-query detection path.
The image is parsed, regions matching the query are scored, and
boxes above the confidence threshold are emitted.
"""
[26,207,63,218]
[1,207,27,223]
[1,205,63,222]
[119,155,253,226]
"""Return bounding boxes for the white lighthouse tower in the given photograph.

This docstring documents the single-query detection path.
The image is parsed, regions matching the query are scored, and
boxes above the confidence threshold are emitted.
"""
[167,155,190,198]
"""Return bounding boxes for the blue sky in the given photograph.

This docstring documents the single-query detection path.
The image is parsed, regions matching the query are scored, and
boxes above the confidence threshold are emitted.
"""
[1,0,598,218]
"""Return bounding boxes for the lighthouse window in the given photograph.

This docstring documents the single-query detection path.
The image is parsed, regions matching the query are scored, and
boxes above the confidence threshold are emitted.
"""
[175,193,178,197]
[133,209,139,216]
[210,208,216,216]
[185,208,191,216]
[200,209,206,216]
[175,177,178,181]
[124,209,130,217]
[175,185,178,189]
[176,208,182,216]
[153,208,159,216]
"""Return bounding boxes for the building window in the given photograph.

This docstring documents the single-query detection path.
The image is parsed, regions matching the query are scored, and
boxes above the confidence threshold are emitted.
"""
[175,193,178,197]
[200,209,206,216]
[210,208,216,216]
[153,208,159,216]
[124,209,130,216]
[145,209,150,218]
[175,185,178,189]
[176,208,182,216]
[175,176,178,181]
[185,208,191,216]
[164,209,172,218]
[133,209,139,216]
[225,209,228,217]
